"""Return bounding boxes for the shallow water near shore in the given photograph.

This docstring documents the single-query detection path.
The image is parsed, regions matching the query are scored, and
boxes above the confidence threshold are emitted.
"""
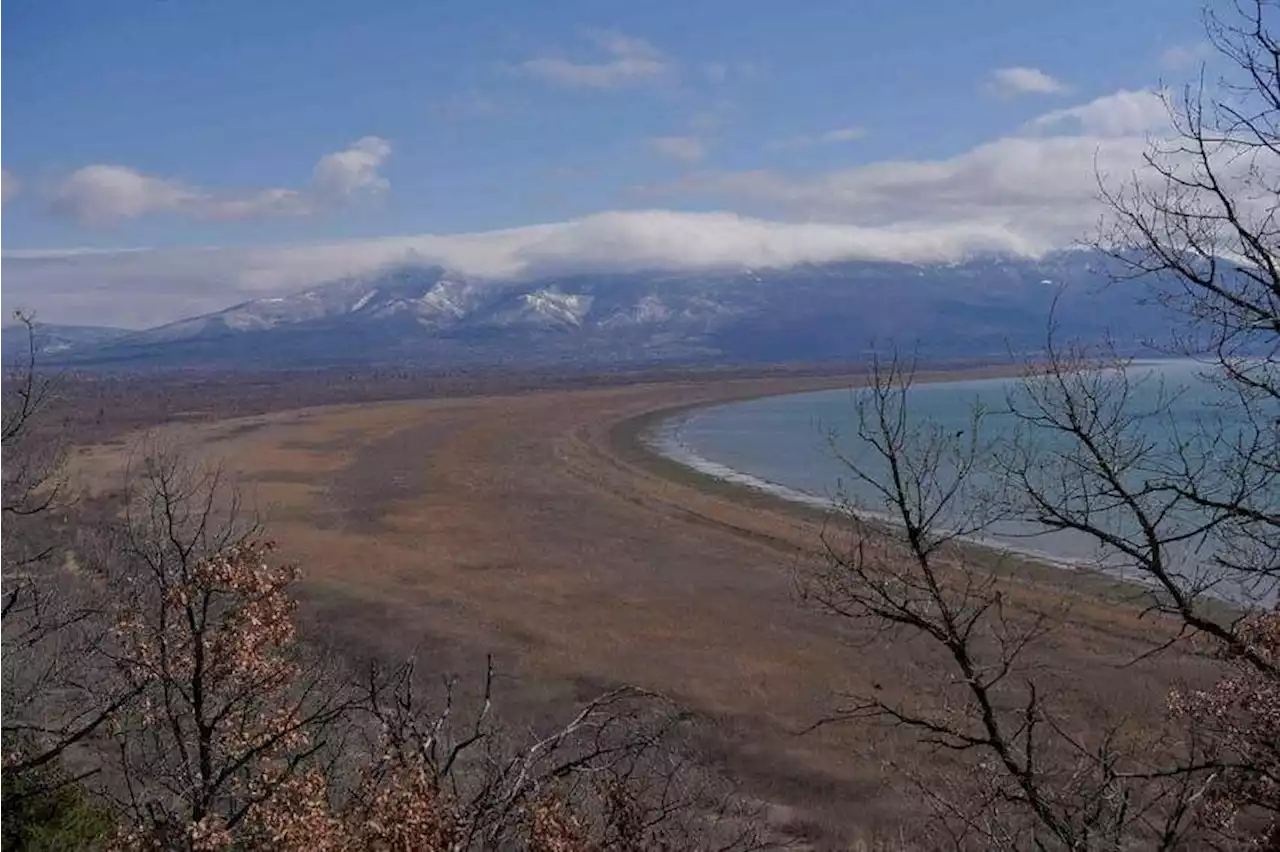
[652,359,1273,597]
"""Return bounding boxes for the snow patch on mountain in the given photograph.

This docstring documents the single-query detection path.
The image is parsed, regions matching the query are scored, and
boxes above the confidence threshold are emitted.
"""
[521,290,592,327]
[632,295,672,324]
[350,290,379,312]
[39,249,1173,371]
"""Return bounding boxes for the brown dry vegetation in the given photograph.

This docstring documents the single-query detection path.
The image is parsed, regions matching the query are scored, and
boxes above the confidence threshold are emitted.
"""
[61,369,1221,846]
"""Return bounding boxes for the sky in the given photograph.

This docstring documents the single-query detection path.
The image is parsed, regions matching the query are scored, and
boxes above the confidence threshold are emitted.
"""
[2,0,1218,327]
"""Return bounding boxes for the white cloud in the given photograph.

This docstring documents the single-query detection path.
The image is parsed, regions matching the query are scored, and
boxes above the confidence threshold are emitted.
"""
[313,136,392,200]
[650,136,1145,243]
[2,169,20,203]
[639,89,1185,250]
[50,166,199,227]
[771,126,868,150]
[1158,41,1213,71]
[1026,88,1169,136]
[983,66,1071,98]
[518,31,671,89]
[649,136,707,163]
[2,210,1061,327]
[199,188,309,221]
[49,137,391,227]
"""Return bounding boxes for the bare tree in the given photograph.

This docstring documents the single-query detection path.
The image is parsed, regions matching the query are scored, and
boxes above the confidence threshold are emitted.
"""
[82,444,763,851]
[1095,0,1280,605]
[807,2,1279,846]
[802,351,1215,850]
[2,314,134,845]
[1082,0,1279,840]
[332,659,765,851]
[76,447,353,849]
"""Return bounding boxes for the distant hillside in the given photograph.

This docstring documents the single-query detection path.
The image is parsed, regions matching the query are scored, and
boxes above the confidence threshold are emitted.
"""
[39,250,1170,370]
[2,323,131,366]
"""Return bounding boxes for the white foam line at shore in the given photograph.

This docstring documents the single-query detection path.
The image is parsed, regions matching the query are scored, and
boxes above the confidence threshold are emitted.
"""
[644,410,1111,577]
[646,415,837,510]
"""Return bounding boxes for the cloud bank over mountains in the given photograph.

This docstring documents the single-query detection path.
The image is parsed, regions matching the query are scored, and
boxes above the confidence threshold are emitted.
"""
[4,211,1054,328]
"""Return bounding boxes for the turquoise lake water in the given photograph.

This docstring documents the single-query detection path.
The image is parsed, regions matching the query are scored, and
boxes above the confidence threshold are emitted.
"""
[652,360,1273,589]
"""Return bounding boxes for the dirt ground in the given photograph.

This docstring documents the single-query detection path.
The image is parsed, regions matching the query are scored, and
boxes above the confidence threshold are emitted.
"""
[66,370,1219,847]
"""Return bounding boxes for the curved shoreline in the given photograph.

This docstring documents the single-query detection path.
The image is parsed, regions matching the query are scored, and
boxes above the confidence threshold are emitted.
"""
[648,410,835,509]
[605,364,1019,509]
[645,402,1103,572]
[603,373,1169,602]
[605,384,857,524]
[605,368,1010,526]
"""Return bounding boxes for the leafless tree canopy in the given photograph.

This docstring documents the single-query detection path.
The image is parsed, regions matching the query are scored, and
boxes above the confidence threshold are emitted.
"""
[804,2,1280,849]
[807,352,1221,851]
[1,316,766,850]
[92,464,762,850]
[3,312,132,798]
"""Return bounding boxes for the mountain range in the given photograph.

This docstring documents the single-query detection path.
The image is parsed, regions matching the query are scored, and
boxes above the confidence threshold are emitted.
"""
[20,250,1167,370]
[1,323,133,365]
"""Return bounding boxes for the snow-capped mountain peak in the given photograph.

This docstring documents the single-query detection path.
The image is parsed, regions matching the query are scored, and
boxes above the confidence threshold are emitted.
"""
[519,289,592,328]
[46,250,1166,369]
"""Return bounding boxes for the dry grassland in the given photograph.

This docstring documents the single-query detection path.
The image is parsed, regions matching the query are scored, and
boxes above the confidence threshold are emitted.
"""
[66,370,1218,846]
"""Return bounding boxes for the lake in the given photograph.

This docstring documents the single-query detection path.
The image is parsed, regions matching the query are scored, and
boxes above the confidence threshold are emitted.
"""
[652,360,1273,594]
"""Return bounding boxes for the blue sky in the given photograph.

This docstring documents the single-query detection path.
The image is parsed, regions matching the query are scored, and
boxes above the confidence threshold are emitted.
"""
[3,0,1216,325]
